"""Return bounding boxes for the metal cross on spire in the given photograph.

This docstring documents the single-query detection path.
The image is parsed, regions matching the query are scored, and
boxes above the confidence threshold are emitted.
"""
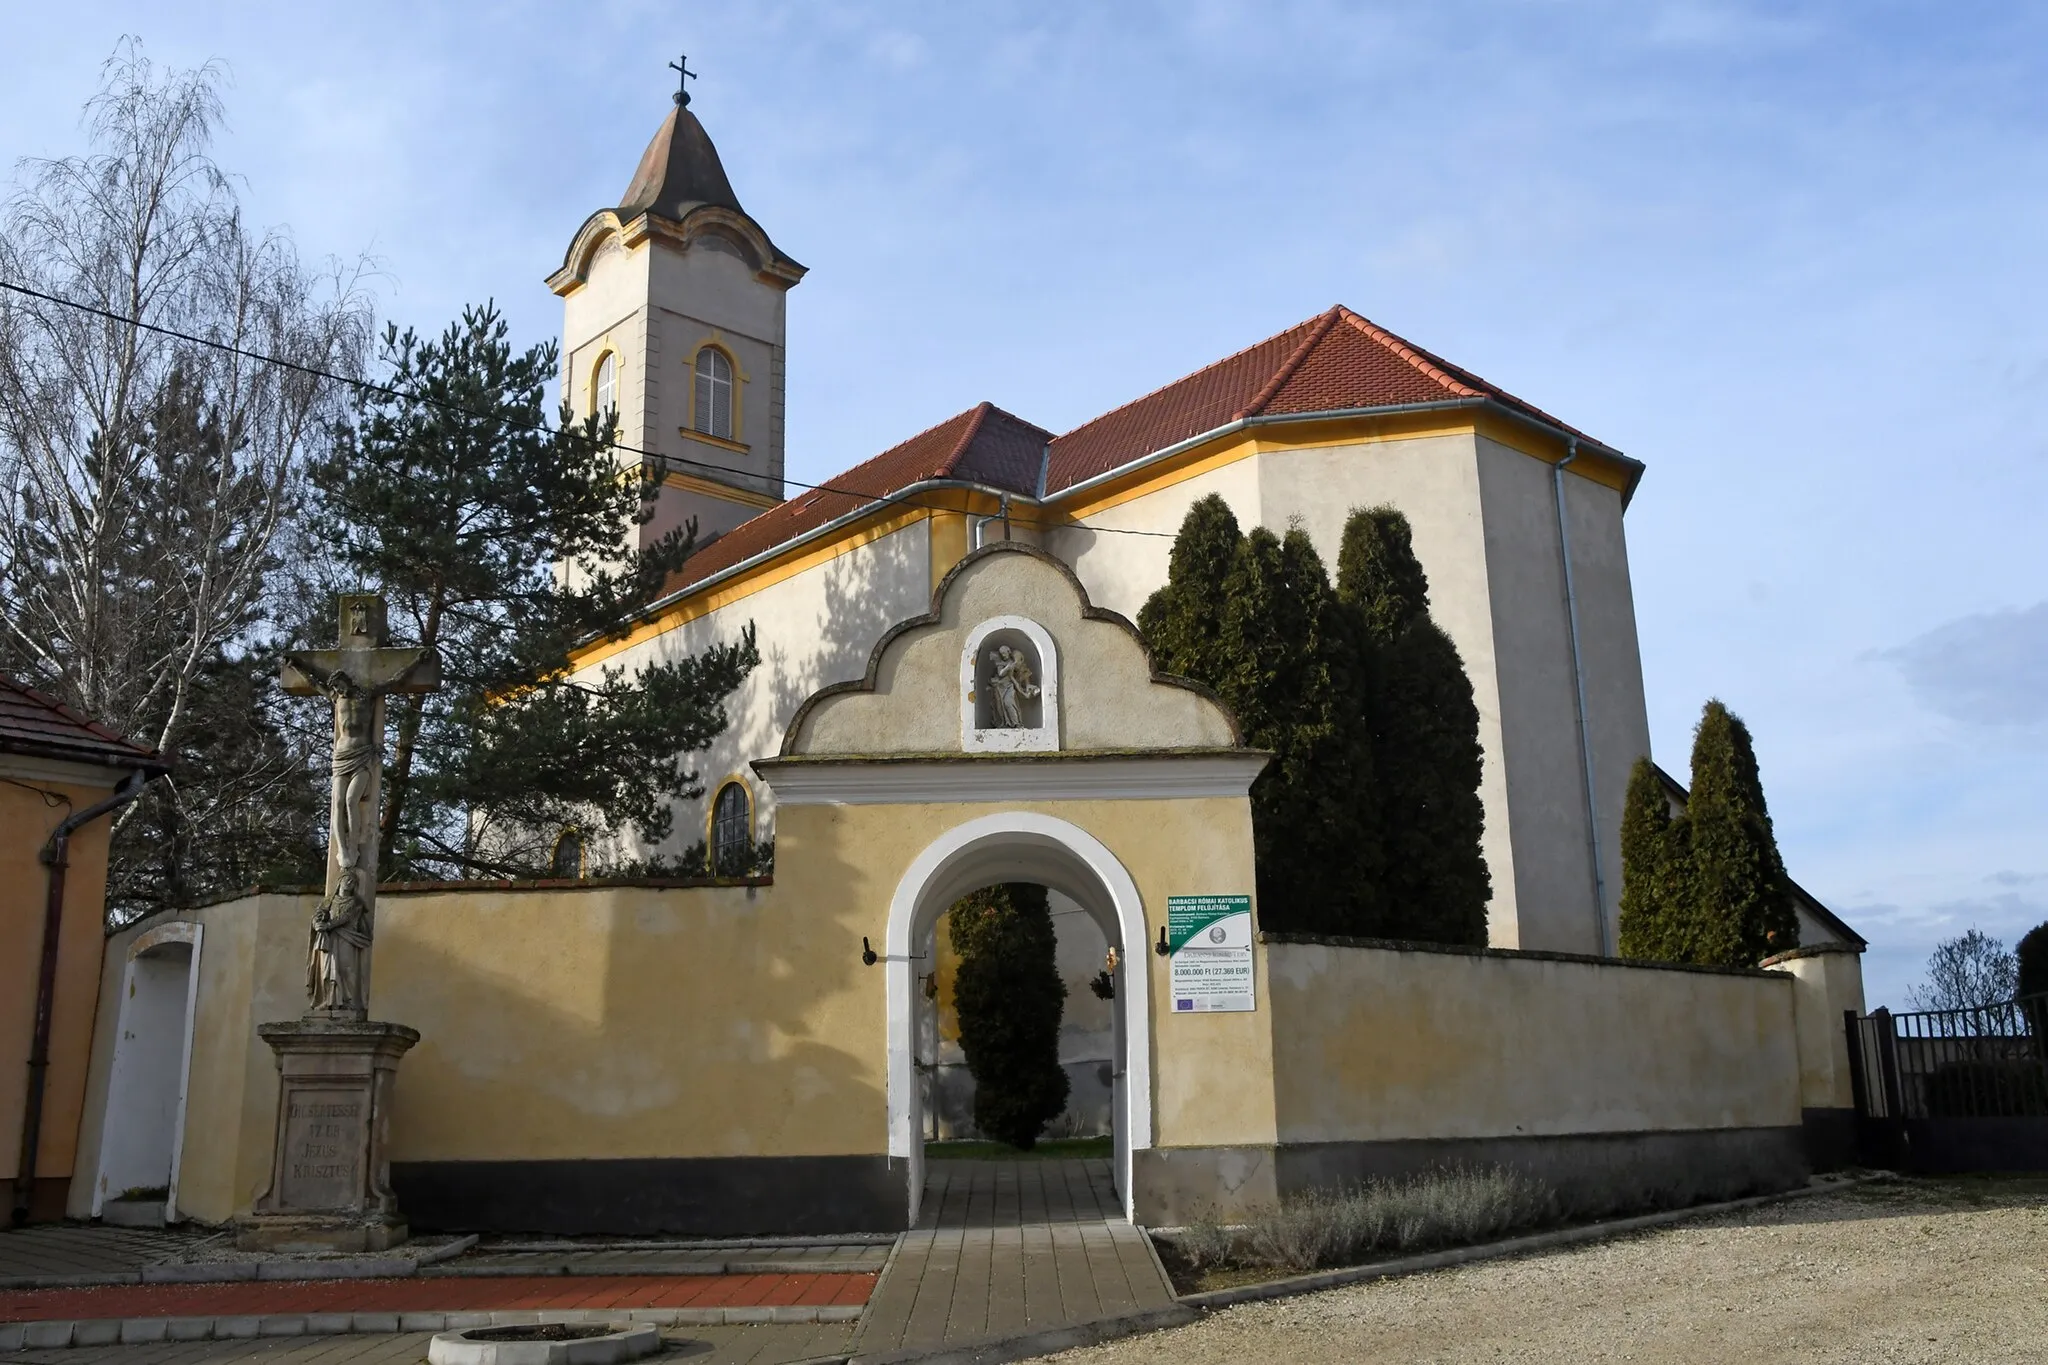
[669,54,698,107]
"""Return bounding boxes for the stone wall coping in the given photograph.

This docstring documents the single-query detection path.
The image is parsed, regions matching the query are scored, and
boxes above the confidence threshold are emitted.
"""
[147,876,773,920]
[1759,941,1866,966]
[1259,931,1790,981]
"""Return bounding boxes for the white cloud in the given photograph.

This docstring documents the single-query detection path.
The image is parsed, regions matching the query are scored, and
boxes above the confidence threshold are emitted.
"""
[1882,603,2048,728]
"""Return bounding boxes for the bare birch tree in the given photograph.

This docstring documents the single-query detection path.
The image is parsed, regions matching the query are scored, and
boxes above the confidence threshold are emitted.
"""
[0,40,372,918]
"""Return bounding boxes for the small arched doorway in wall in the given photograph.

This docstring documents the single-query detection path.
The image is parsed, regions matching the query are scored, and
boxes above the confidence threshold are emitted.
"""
[93,922,203,1221]
[885,812,1150,1226]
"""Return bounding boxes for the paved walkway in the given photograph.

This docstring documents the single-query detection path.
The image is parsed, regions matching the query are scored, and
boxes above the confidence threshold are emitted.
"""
[0,1227,212,1281]
[850,1157,1177,1358]
[0,1157,1175,1362]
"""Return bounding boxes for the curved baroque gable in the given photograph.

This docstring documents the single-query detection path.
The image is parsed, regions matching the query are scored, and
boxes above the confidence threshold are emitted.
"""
[783,544,1240,756]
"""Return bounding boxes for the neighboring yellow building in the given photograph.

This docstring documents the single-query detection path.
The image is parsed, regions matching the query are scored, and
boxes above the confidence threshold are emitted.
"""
[1,676,164,1224]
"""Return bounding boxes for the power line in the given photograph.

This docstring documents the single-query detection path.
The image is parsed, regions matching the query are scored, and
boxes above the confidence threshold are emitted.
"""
[0,277,1173,540]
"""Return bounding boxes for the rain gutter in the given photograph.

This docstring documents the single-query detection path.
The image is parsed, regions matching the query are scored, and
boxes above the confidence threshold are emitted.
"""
[14,767,151,1225]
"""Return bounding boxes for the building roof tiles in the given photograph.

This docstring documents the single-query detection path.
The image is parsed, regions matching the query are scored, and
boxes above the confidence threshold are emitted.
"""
[653,306,1611,600]
[0,675,165,772]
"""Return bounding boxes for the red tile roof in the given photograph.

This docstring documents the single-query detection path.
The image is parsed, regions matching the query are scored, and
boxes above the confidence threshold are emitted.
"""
[654,306,1610,601]
[659,402,1052,597]
[0,676,166,771]
[1043,306,1598,493]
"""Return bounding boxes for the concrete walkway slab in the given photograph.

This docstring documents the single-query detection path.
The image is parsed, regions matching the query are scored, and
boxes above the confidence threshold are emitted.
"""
[851,1158,1175,1360]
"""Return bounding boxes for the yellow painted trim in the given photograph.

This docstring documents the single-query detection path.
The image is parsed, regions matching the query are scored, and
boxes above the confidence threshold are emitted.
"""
[662,469,780,510]
[549,826,587,878]
[568,506,933,671]
[588,347,619,423]
[927,510,970,587]
[704,774,757,855]
[688,337,746,443]
[567,412,1630,668]
[678,429,752,457]
[1047,410,1629,528]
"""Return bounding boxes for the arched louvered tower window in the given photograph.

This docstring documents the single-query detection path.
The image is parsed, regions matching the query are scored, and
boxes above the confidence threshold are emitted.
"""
[693,347,733,440]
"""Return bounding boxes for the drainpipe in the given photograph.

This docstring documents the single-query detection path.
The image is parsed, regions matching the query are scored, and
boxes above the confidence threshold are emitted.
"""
[1553,440,1610,956]
[971,494,1012,550]
[13,768,149,1226]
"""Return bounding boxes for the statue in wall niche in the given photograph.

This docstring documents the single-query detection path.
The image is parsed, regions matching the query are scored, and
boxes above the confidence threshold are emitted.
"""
[986,644,1041,728]
[308,866,372,1012]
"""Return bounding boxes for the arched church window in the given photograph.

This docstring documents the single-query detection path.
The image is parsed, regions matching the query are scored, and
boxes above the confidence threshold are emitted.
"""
[710,780,752,875]
[550,827,584,879]
[593,352,616,417]
[694,347,733,440]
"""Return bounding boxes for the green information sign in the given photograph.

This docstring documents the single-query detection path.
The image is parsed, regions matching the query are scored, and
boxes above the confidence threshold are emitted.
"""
[1166,894,1255,1013]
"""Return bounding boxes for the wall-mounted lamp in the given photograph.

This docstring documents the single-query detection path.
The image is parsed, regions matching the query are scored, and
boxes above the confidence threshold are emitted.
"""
[862,936,878,966]
[1154,925,1170,956]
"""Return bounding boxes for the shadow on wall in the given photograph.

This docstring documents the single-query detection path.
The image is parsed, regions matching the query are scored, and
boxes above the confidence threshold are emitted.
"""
[631,524,929,869]
[374,800,886,1236]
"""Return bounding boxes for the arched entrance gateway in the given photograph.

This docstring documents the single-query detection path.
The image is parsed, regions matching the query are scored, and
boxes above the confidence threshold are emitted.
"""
[756,543,1269,1227]
[885,812,1148,1223]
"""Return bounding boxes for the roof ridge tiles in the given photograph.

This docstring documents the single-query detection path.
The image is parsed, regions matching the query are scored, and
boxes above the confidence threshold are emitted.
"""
[1051,313,1323,445]
[942,402,996,470]
[1332,307,1484,399]
[1237,307,1344,420]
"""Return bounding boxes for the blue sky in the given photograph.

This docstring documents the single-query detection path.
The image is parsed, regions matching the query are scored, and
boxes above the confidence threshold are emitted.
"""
[5,2,2044,1008]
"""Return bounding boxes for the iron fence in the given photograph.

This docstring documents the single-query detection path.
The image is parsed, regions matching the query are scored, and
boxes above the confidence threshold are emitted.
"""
[1847,993,2048,1121]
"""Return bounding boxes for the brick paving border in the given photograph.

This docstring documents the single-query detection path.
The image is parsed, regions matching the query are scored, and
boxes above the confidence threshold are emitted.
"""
[0,1272,877,1349]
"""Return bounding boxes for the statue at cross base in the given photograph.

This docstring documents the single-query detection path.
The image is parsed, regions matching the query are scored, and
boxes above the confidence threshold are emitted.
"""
[281,593,438,1019]
[239,593,437,1253]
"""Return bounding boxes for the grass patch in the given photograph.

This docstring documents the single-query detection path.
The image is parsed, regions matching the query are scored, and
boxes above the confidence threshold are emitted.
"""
[925,1136,1113,1161]
[1154,1165,1558,1294]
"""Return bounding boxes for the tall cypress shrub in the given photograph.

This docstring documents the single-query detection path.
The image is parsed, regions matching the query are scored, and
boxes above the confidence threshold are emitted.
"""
[1337,507,1489,945]
[949,883,1069,1149]
[1139,498,1380,935]
[1679,700,1798,966]
[1617,757,1673,959]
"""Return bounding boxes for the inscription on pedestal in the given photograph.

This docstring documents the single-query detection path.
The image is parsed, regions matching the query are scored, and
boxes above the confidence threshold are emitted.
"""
[279,1089,366,1210]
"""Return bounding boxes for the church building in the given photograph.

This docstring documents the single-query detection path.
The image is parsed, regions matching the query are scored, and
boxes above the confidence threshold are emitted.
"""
[58,83,1869,1240]
[553,85,1656,959]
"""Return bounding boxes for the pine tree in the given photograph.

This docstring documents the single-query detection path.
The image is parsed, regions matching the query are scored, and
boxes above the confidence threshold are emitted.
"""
[949,884,1069,1149]
[1678,700,1799,966]
[308,304,759,877]
[1337,507,1489,945]
[1616,758,1670,958]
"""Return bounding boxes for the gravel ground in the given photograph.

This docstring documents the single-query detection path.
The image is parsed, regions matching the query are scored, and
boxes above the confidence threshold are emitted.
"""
[1044,1178,2048,1365]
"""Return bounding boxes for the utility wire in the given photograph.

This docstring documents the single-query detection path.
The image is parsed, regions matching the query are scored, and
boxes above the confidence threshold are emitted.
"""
[0,277,1173,539]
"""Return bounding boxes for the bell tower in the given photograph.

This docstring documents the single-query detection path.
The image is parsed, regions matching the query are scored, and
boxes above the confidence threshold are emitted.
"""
[548,61,806,551]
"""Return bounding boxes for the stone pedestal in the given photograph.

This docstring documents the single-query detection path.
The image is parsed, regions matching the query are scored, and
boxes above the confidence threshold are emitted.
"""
[238,1017,419,1252]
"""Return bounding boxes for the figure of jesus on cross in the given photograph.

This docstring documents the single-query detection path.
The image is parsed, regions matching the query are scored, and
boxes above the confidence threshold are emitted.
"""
[283,594,439,1017]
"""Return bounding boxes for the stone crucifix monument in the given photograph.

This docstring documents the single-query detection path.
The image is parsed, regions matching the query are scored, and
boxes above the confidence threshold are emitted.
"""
[239,593,439,1252]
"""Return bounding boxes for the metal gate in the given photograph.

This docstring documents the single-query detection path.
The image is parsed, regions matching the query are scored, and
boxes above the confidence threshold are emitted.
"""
[1845,994,2048,1172]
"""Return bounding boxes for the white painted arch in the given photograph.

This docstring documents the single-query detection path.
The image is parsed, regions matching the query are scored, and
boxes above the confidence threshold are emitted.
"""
[885,811,1150,1224]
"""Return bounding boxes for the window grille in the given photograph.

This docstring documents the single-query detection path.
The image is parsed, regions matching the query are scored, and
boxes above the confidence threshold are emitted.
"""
[711,781,751,875]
